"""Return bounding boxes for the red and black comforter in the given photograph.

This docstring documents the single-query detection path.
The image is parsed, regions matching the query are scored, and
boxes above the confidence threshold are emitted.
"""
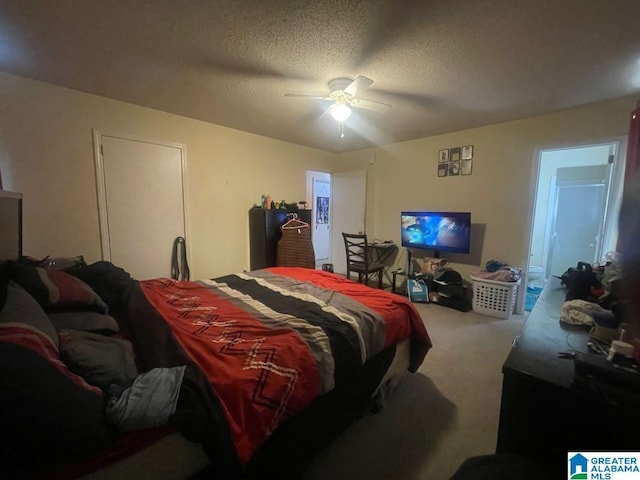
[108,265,431,476]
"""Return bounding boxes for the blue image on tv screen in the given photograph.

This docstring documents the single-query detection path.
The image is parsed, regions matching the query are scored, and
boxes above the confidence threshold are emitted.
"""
[400,211,471,254]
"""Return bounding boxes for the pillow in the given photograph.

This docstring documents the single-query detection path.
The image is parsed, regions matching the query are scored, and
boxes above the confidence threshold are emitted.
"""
[58,329,138,389]
[8,261,108,314]
[48,311,119,335]
[0,335,115,472]
[63,261,134,312]
[0,280,59,350]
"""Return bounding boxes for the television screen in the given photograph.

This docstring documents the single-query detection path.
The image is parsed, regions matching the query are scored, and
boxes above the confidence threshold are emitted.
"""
[401,211,471,255]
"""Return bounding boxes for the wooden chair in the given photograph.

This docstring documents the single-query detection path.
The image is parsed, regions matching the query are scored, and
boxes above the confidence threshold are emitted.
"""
[342,232,385,289]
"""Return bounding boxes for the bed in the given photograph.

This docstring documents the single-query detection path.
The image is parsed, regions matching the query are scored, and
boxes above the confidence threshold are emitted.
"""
[0,192,432,479]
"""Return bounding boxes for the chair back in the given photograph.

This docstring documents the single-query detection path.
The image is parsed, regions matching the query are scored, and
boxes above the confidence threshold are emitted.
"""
[342,232,370,268]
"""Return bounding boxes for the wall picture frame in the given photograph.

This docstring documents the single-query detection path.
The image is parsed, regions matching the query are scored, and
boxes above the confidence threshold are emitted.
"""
[461,159,473,175]
[450,147,461,162]
[438,163,448,177]
[461,145,473,160]
[316,196,329,223]
[438,149,449,163]
[448,161,460,176]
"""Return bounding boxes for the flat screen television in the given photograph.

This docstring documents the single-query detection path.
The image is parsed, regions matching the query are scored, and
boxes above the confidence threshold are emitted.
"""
[401,211,471,257]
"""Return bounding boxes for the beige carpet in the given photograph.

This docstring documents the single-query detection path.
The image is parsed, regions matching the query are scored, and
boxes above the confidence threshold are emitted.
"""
[303,303,526,480]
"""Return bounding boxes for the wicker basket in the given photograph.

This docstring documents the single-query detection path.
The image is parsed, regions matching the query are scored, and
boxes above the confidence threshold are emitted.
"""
[470,274,520,319]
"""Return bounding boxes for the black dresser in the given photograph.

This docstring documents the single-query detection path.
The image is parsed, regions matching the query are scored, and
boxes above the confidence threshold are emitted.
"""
[496,277,640,475]
[248,208,312,271]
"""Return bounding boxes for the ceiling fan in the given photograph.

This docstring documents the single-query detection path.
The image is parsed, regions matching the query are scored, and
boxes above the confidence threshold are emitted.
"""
[285,75,392,123]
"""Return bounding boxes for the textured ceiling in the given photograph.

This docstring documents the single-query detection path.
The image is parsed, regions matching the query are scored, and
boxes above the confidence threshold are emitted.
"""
[1,0,640,153]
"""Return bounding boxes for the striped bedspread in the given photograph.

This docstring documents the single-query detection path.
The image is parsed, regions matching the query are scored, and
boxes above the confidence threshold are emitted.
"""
[138,267,431,468]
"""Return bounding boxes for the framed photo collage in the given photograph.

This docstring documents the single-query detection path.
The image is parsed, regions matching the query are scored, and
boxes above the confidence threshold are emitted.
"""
[438,145,473,177]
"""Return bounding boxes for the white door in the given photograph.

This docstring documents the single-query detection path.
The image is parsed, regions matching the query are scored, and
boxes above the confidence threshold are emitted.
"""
[312,176,331,269]
[94,132,187,280]
[548,181,608,277]
[331,170,367,275]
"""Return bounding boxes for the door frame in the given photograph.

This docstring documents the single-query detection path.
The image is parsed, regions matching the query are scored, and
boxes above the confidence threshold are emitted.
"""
[526,136,627,287]
[92,129,190,263]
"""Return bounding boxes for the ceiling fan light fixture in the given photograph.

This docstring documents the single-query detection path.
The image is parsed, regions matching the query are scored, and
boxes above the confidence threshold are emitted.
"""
[330,103,352,122]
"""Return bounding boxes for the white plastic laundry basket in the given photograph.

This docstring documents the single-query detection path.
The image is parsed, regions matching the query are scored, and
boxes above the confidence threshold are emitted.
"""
[470,275,520,319]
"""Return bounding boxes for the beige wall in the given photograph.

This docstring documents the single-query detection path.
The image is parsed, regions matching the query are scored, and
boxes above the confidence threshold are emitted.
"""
[331,97,636,284]
[1,69,636,285]
[0,71,333,279]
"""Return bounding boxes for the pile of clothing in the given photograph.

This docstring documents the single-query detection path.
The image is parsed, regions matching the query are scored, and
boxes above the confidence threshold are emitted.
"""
[558,255,637,362]
[471,260,521,283]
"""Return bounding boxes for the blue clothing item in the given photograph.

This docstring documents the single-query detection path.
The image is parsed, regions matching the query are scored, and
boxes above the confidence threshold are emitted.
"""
[106,366,186,432]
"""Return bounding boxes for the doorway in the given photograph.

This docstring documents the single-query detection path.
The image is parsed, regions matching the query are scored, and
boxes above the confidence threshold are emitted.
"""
[93,131,188,280]
[547,165,609,278]
[307,171,331,269]
[306,169,367,274]
[527,140,625,308]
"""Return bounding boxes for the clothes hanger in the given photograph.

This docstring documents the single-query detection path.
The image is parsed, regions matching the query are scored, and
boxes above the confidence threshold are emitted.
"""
[282,213,309,230]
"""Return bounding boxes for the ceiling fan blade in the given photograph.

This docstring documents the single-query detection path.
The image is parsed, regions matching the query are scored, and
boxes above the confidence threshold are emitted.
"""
[284,93,330,100]
[351,98,391,113]
[344,75,374,97]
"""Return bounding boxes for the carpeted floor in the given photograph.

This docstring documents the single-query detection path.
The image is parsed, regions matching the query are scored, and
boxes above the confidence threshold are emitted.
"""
[303,303,527,480]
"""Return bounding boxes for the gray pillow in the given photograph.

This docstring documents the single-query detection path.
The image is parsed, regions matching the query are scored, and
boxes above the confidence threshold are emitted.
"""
[48,311,119,335]
[0,280,58,349]
[8,261,108,314]
[58,329,138,389]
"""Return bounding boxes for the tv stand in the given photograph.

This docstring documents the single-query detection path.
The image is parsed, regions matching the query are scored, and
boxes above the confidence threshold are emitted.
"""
[391,270,471,312]
[429,279,471,311]
[391,269,417,295]
[407,248,443,274]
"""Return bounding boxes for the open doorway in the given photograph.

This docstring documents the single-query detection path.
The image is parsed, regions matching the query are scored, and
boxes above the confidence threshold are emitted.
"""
[306,171,331,269]
[527,140,626,310]
[306,169,368,273]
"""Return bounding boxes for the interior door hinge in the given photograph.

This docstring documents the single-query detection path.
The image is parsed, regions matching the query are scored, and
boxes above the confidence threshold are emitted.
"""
[608,154,614,164]
[100,144,104,156]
